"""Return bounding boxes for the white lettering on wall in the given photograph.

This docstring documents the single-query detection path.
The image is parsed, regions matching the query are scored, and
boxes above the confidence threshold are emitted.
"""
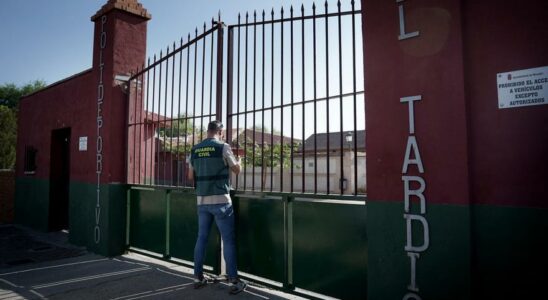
[401,95,429,300]
[95,15,107,244]
[397,0,420,40]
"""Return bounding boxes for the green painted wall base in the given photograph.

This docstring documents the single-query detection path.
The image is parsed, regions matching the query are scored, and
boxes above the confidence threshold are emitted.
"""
[367,200,471,300]
[15,177,50,232]
[69,182,127,257]
[15,178,127,257]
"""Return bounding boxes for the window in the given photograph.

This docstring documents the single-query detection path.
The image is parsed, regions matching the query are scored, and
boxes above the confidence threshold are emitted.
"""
[24,146,37,174]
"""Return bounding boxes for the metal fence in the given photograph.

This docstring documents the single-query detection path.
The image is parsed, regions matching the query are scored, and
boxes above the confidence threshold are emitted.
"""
[226,0,365,195]
[127,0,365,196]
[127,20,223,187]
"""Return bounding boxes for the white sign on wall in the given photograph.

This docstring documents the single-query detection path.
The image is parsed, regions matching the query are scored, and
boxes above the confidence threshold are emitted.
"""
[497,66,548,109]
[79,136,88,151]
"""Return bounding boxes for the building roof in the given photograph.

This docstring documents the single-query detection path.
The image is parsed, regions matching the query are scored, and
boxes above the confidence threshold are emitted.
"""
[91,0,151,21]
[298,130,366,152]
[229,129,300,147]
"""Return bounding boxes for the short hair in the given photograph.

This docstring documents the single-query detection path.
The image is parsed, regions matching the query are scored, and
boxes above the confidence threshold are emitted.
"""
[207,120,224,131]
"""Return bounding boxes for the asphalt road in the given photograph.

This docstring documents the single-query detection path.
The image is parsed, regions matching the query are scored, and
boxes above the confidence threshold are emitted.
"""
[0,225,305,300]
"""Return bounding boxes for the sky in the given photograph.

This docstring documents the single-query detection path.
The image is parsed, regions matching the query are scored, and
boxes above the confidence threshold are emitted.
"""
[0,0,364,137]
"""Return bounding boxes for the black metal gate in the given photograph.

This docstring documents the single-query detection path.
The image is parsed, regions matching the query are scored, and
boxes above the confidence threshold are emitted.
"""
[126,1,366,299]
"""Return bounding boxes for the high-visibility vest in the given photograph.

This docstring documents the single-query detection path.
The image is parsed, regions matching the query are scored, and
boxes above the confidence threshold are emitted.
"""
[190,138,230,196]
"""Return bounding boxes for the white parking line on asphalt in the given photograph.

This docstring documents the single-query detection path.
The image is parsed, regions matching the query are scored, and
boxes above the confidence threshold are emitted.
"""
[154,268,195,281]
[0,259,108,276]
[0,278,21,288]
[109,282,194,300]
[112,258,150,268]
[123,285,192,300]
[29,289,47,299]
[32,267,150,290]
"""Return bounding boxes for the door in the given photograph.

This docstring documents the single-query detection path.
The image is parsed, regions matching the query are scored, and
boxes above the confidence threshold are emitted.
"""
[49,127,71,231]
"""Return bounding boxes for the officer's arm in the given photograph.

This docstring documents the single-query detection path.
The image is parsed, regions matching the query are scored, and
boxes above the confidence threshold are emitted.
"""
[224,144,241,175]
[230,163,241,175]
[188,165,194,181]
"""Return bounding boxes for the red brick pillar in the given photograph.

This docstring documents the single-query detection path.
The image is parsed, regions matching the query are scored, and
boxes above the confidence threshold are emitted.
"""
[361,0,471,299]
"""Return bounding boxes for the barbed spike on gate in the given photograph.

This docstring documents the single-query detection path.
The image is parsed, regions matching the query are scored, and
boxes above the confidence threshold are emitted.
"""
[271,8,274,19]
[325,0,328,10]
[180,37,183,47]
[238,13,241,24]
[337,0,341,9]
[246,11,249,23]
[203,22,207,33]
[262,9,265,20]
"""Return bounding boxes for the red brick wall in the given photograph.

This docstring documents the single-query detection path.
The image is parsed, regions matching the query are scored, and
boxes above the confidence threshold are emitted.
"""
[0,170,15,223]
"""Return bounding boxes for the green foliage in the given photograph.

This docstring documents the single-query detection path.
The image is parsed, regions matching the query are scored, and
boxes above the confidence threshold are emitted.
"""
[0,80,46,110]
[241,142,299,169]
[0,105,17,169]
[157,114,200,137]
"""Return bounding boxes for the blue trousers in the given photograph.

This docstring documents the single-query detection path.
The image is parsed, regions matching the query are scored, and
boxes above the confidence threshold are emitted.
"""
[194,203,238,279]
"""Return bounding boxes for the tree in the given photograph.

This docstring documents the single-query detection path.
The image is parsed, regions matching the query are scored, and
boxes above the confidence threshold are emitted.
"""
[0,80,46,111]
[0,81,47,169]
[0,105,17,169]
[157,113,196,138]
[239,137,301,188]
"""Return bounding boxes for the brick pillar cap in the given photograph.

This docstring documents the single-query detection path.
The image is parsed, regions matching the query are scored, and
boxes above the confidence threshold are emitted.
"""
[91,0,151,21]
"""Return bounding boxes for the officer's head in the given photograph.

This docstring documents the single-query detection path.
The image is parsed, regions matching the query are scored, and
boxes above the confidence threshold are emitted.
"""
[207,120,224,137]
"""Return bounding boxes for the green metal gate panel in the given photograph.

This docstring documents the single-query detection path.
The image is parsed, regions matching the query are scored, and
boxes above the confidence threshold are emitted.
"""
[233,195,285,283]
[169,190,221,272]
[128,188,166,255]
[293,199,367,299]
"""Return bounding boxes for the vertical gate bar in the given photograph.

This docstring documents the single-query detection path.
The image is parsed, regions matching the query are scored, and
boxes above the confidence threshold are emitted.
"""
[136,67,142,184]
[312,3,317,194]
[192,28,198,150]
[165,190,171,257]
[215,15,224,122]
[157,51,163,186]
[209,19,214,127]
[176,38,183,188]
[170,43,176,186]
[244,13,248,191]
[252,11,257,192]
[280,6,284,192]
[201,23,207,142]
[144,58,150,185]
[290,5,294,193]
[338,0,343,195]
[132,68,138,184]
[301,4,305,193]
[150,55,156,185]
[270,9,274,192]
[226,26,234,183]
[261,10,265,192]
[236,15,241,190]
[184,34,191,187]
[324,1,330,195]
[126,188,131,247]
[139,66,146,185]
[352,1,358,195]
[163,46,169,186]
[287,195,294,287]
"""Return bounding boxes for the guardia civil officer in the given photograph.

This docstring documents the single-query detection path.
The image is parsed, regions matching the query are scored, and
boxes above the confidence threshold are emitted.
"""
[188,120,246,294]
